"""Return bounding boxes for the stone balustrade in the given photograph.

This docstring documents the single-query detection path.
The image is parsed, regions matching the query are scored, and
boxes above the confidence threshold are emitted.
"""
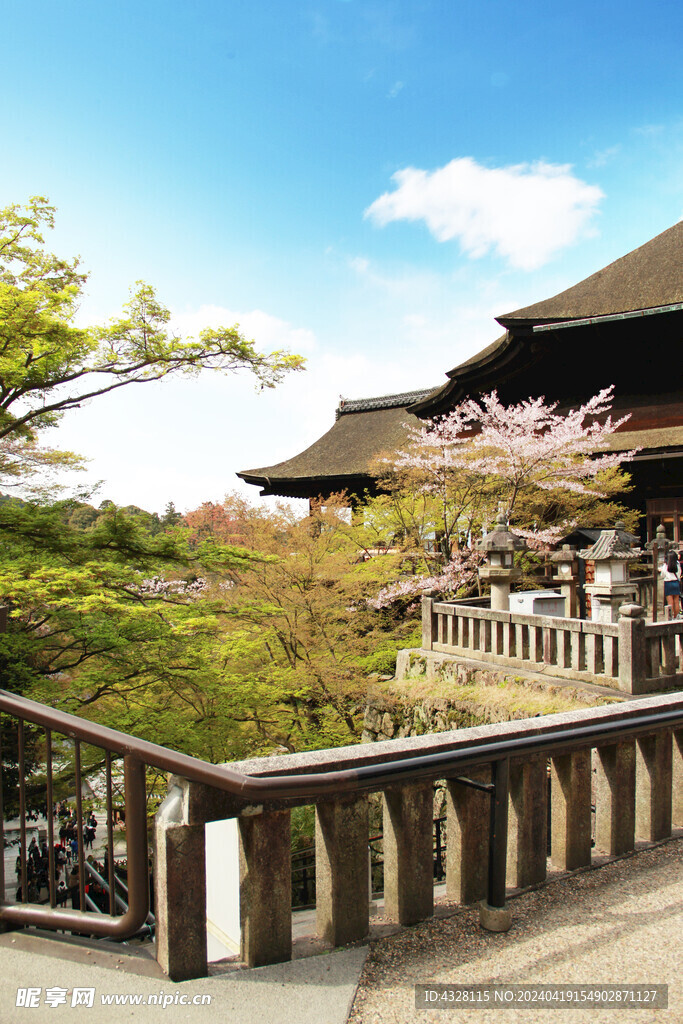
[633,574,656,611]
[422,597,683,694]
[154,693,683,981]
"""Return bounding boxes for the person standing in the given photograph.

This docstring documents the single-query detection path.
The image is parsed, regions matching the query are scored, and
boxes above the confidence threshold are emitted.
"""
[660,550,682,618]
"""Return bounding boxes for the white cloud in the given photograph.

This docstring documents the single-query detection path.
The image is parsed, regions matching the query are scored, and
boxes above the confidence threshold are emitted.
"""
[170,304,317,353]
[387,80,404,99]
[586,145,621,169]
[348,256,370,274]
[347,253,442,300]
[364,157,604,270]
[633,123,665,138]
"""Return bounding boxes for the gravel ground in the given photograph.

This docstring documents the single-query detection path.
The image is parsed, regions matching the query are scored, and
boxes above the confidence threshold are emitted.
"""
[349,838,682,1024]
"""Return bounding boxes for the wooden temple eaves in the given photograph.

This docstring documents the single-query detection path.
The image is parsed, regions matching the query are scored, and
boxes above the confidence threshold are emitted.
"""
[413,219,683,418]
[238,220,683,528]
[237,388,436,500]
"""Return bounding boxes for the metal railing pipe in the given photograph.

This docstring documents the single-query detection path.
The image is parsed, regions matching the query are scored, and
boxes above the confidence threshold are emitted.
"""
[0,757,149,939]
[2,689,683,804]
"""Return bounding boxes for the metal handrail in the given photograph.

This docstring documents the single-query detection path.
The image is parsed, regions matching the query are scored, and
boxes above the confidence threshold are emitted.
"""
[83,860,156,939]
[1,756,148,938]
[3,689,683,800]
[2,687,683,938]
[84,860,129,917]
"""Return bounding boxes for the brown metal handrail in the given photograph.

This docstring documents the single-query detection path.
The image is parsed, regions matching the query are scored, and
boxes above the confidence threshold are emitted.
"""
[3,688,683,800]
[0,750,148,939]
[3,687,683,939]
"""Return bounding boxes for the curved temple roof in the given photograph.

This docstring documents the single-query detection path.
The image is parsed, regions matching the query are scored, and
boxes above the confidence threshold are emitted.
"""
[412,220,683,417]
[498,220,683,326]
[239,221,683,500]
[238,388,435,498]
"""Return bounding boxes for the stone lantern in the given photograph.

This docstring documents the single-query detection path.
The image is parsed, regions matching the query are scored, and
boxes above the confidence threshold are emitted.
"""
[549,544,580,618]
[646,522,669,565]
[477,513,527,611]
[580,527,640,624]
[646,522,673,618]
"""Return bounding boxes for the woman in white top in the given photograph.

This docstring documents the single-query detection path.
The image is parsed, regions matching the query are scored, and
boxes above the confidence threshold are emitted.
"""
[660,550,681,618]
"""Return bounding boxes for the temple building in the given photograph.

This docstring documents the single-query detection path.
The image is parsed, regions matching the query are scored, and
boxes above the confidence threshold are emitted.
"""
[238,221,683,542]
[237,388,436,502]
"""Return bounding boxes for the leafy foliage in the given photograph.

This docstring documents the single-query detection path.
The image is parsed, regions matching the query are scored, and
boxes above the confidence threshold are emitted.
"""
[0,196,303,490]
[368,387,640,604]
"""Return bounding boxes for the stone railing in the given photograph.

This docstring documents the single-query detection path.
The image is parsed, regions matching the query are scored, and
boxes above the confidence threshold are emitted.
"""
[422,597,683,694]
[155,693,683,980]
[633,574,655,611]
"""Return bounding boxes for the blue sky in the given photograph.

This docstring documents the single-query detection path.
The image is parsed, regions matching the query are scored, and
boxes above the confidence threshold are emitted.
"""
[2,0,682,513]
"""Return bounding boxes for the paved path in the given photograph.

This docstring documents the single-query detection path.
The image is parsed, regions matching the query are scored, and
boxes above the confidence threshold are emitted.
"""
[349,837,683,1024]
[0,931,368,1023]
[0,839,680,1023]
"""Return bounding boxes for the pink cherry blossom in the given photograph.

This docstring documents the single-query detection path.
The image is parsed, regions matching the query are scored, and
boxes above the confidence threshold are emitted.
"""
[392,385,638,517]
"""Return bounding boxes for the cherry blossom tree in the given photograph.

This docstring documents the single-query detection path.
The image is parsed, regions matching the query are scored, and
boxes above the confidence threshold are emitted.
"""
[440,386,635,509]
[369,547,485,609]
[371,386,640,604]
[390,385,637,539]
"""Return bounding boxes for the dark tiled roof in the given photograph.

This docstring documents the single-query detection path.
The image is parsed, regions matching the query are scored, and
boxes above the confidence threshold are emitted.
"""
[497,220,683,325]
[238,404,422,484]
[559,527,636,546]
[579,530,639,561]
[337,387,436,416]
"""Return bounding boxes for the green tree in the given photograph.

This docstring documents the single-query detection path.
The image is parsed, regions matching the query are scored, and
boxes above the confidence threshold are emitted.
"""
[0,196,303,487]
[0,497,268,755]
[0,196,304,764]
[161,501,184,529]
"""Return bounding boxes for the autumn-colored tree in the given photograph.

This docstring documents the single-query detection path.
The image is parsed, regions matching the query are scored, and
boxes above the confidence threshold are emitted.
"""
[174,494,419,754]
[185,499,248,547]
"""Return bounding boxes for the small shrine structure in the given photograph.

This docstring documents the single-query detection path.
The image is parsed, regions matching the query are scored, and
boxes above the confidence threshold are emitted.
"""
[580,527,640,623]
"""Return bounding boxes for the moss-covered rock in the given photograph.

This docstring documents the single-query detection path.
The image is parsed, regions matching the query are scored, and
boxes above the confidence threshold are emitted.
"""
[362,654,620,743]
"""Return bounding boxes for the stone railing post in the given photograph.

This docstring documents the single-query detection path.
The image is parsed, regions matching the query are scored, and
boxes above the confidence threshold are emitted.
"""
[550,752,592,871]
[506,756,547,888]
[674,730,683,827]
[315,795,369,946]
[382,782,434,925]
[617,604,647,694]
[155,783,208,982]
[636,733,672,842]
[239,810,292,967]
[446,768,490,903]
[421,591,437,650]
[594,741,635,856]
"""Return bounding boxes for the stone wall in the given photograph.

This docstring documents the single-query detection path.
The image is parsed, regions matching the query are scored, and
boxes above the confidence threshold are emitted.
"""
[361,648,616,744]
